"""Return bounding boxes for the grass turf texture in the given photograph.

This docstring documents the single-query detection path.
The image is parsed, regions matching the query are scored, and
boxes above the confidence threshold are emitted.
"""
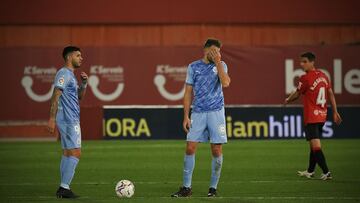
[1,140,360,203]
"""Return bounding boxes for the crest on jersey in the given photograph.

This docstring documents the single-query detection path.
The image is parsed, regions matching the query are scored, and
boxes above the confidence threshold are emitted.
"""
[58,76,65,86]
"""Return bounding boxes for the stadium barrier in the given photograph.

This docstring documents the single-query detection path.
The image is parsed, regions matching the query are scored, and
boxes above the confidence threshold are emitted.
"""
[0,106,102,140]
[0,120,58,140]
[103,105,360,140]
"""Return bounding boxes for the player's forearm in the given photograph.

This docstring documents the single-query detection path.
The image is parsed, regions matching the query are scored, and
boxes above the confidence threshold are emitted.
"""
[78,88,86,100]
[183,95,192,118]
[49,95,59,120]
[286,90,300,103]
[78,83,87,100]
[328,89,339,113]
[49,88,62,120]
[183,85,193,118]
[215,61,231,87]
[183,100,191,118]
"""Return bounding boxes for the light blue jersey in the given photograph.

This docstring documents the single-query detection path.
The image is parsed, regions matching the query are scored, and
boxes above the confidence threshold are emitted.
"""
[182,57,227,191]
[185,60,228,113]
[54,67,80,124]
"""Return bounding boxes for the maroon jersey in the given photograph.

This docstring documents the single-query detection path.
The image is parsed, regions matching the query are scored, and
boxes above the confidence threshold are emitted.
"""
[296,69,331,124]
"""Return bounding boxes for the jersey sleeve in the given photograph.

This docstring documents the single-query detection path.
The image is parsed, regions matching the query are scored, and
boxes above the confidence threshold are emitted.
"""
[296,75,307,94]
[185,64,194,85]
[54,70,69,90]
[221,61,228,73]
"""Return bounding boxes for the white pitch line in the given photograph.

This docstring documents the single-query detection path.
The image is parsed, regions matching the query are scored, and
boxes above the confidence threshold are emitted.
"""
[2,179,360,186]
[7,196,91,199]
[6,196,360,200]
[159,196,360,200]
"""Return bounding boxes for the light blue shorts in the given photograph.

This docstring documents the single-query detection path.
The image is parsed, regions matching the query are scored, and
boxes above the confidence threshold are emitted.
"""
[187,108,227,144]
[57,122,82,149]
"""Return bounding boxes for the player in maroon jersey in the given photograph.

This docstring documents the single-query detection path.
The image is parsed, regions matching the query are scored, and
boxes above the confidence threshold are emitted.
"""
[285,52,342,180]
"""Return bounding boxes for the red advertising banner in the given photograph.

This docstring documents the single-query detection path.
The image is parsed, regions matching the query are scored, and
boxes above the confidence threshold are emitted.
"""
[0,46,359,120]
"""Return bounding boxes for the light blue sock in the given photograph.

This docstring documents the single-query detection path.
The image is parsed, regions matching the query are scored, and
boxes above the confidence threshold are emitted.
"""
[60,155,66,184]
[183,154,195,188]
[210,155,223,189]
[60,156,79,189]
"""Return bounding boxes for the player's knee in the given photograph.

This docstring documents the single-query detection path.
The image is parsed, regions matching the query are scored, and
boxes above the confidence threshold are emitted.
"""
[74,150,81,158]
[185,142,197,155]
[211,145,222,157]
[185,147,196,155]
[185,146,197,155]
[212,150,222,157]
[68,149,81,158]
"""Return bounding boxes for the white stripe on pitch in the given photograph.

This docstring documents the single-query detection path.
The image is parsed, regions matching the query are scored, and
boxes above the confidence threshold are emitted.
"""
[2,179,360,186]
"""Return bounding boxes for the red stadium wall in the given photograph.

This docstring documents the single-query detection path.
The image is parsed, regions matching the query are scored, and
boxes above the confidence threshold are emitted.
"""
[1,0,359,24]
[1,25,360,47]
[0,0,359,139]
[0,0,360,47]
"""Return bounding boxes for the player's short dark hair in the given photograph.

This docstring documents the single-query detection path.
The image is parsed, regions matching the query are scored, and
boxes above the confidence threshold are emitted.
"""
[204,38,222,48]
[300,52,316,62]
[62,46,81,60]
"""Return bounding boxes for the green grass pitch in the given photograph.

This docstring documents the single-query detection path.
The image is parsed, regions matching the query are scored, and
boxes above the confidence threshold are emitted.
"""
[1,139,360,203]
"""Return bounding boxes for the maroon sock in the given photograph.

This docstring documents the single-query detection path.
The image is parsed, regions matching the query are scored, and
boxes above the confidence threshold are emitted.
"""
[312,148,329,174]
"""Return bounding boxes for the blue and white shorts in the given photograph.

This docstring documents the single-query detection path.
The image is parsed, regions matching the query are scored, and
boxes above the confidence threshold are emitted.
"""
[57,122,82,149]
[187,108,227,144]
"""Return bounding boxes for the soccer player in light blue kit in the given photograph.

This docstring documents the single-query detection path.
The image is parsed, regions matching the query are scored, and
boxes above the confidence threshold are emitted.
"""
[172,38,231,197]
[47,46,88,198]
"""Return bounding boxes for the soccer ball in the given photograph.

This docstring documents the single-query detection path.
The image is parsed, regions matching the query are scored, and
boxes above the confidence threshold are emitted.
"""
[115,180,135,198]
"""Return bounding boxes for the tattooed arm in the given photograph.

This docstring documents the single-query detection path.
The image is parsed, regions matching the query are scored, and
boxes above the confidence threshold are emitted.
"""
[47,88,62,134]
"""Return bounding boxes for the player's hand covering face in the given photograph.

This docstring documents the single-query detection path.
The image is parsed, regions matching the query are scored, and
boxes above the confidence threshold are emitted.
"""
[207,46,221,63]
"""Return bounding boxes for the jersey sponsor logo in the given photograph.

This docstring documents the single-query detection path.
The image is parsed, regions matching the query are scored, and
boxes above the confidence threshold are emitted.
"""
[21,66,56,102]
[313,109,327,116]
[88,65,125,101]
[314,109,319,115]
[154,64,186,101]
